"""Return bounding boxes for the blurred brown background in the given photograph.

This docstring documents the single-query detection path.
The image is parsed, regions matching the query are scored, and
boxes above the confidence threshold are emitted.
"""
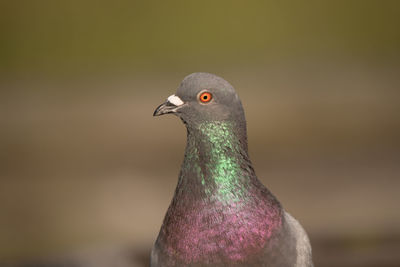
[1,1,400,266]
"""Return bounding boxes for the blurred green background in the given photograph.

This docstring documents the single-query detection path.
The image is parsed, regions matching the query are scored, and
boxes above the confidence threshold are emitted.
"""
[1,1,400,266]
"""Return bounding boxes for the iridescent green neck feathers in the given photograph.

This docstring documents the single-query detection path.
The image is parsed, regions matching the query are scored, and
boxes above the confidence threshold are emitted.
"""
[181,121,254,204]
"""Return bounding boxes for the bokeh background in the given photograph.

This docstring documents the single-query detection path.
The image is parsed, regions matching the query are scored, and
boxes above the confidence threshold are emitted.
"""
[1,1,399,266]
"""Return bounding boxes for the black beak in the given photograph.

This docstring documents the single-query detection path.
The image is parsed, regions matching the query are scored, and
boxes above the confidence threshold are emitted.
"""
[153,100,179,116]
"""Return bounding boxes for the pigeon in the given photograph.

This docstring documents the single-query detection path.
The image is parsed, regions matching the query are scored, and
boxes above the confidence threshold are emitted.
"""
[152,73,313,267]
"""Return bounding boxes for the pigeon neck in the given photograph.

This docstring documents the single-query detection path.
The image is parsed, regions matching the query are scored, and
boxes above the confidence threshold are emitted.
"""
[183,120,254,203]
[194,120,249,155]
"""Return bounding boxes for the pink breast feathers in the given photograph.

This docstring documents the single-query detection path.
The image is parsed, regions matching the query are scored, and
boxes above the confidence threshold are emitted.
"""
[163,199,282,264]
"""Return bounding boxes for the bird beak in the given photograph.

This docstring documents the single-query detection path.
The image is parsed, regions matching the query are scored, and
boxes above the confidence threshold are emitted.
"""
[153,94,185,116]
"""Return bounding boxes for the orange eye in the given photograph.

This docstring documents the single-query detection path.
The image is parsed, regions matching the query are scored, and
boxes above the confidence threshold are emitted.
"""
[199,92,212,103]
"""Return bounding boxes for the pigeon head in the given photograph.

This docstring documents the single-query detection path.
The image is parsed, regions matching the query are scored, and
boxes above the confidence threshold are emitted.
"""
[153,72,245,126]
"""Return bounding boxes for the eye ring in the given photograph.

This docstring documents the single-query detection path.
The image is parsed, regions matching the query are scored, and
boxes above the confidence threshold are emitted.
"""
[198,91,213,104]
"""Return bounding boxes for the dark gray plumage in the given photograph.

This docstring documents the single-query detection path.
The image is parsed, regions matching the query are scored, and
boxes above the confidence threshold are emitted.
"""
[152,73,313,266]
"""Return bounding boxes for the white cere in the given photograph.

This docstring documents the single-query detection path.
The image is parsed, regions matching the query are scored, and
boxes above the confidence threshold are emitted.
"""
[167,94,184,106]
